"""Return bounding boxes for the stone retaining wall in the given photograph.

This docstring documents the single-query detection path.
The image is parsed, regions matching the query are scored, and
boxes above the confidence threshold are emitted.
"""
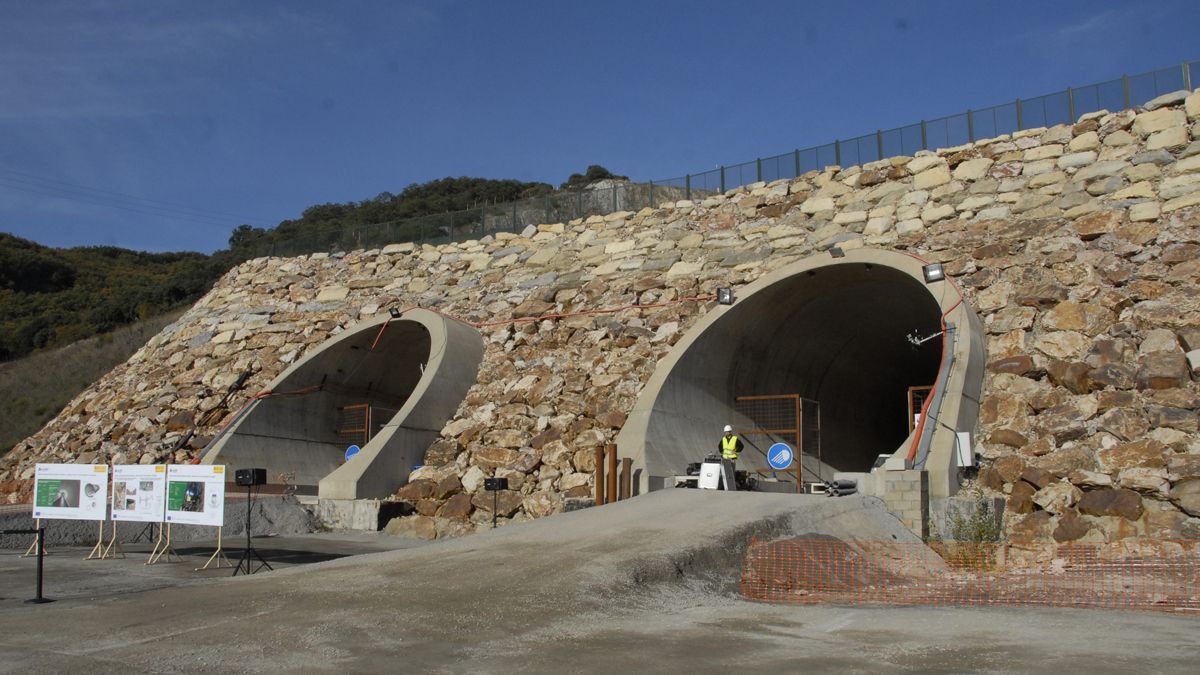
[3,89,1200,552]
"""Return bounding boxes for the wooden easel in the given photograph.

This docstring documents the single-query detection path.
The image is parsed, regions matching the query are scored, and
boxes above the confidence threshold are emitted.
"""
[196,527,233,571]
[101,520,126,559]
[22,518,48,557]
[84,520,106,560]
[146,522,181,564]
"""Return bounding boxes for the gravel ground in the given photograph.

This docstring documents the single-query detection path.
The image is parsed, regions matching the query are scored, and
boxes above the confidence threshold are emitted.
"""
[0,491,1195,674]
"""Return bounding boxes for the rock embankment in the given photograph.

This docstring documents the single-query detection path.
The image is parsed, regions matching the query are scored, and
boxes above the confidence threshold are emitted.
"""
[3,90,1200,552]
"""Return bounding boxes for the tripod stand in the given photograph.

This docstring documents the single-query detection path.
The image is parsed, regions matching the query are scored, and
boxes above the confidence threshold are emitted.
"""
[232,484,272,576]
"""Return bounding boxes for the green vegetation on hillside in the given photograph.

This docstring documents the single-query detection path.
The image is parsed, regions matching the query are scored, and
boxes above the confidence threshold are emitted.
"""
[0,310,185,455]
[0,233,229,361]
[226,175,556,258]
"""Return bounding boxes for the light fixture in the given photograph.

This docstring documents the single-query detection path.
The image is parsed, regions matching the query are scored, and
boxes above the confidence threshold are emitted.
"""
[717,288,735,305]
[922,262,945,284]
[829,246,845,258]
[389,307,401,319]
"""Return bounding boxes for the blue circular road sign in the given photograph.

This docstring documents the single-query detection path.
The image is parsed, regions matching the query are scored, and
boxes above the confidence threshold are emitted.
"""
[767,443,794,470]
[345,445,361,461]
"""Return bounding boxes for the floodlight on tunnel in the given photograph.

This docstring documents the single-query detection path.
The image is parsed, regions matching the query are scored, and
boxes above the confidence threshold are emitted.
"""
[389,307,402,319]
[717,288,735,305]
[828,246,845,258]
[922,262,945,284]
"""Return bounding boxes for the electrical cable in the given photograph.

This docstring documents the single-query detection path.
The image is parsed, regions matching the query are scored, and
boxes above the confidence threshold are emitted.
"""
[0,168,274,227]
[895,251,966,464]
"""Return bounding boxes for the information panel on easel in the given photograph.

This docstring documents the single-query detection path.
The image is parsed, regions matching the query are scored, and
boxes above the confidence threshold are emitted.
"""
[32,463,109,520]
[165,465,225,526]
[111,465,167,522]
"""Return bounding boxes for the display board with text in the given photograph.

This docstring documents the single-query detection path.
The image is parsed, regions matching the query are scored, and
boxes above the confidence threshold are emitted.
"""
[164,464,226,526]
[111,464,168,522]
[33,463,110,521]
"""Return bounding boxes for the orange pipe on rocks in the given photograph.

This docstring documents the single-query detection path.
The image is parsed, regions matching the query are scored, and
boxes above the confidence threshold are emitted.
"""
[594,447,606,505]
[606,445,618,504]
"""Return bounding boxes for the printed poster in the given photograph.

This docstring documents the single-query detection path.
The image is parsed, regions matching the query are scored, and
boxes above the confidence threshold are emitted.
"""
[111,464,167,522]
[164,464,225,526]
[33,463,109,521]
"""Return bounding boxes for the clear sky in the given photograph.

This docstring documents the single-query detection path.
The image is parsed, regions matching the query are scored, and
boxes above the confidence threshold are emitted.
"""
[1,0,1196,253]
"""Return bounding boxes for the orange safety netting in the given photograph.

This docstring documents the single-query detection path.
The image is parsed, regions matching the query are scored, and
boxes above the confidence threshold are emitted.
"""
[741,538,1200,614]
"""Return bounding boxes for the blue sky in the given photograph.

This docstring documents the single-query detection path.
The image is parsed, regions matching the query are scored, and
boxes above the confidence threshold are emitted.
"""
[1,0,1196,253]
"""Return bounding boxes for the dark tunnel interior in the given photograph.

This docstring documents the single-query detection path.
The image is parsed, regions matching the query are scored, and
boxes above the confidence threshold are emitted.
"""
[643,262,944,482]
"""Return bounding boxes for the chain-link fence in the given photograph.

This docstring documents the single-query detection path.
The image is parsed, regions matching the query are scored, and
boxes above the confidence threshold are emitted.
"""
[240,60,1199,260]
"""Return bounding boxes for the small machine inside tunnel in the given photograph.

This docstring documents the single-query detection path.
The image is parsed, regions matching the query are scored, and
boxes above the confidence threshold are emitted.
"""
[621,249,981,498]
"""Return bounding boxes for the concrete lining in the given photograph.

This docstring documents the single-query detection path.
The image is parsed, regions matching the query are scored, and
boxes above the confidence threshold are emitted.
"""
[617,248,984,498]
[202,309,483,501]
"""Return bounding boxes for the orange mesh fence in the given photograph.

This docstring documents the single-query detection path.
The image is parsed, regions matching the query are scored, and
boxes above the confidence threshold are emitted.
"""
[741,538,1200,614]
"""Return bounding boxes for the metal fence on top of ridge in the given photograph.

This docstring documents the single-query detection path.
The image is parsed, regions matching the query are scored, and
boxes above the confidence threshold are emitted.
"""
[244,60,1199,260]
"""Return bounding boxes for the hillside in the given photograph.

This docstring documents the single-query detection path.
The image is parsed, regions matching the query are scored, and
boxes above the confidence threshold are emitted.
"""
[4,91,1199,559]
[0,309,185,456]
[0,234,226,361]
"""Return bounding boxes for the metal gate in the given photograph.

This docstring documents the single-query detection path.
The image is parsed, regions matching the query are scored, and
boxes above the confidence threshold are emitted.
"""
[335,404,398,447]
[733,395,822,491]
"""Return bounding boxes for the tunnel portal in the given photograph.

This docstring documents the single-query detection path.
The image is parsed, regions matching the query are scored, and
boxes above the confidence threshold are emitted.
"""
[624,251,967,492]
[204,309,484,500]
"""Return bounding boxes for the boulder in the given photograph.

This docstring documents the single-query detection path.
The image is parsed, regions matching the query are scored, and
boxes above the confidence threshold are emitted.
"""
[1007,480,1036,514]
[992,455,1027,483]
[1008,511,1053,550]
[1077,488,1144,520]
[1169,480,1200,517]
[395,479,437,502]
[385,515,437,540]
[1052,508,1092,542]
[1033,446,1097,475]
[1095,408,1149,442]
[522,490,563,519]
[1096,438,1166,472]
[437,493,474,520]
[472,446,524,470]
[471,489,523,517]
[1045,360,1092,395]
[1020,466,1057,490]
[987,355,1035,376]
[1117,467,1169,494]
[1032,481,1081,514]
[1136,352,1190,390]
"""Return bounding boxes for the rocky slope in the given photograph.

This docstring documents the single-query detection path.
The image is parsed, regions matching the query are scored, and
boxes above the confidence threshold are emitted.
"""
[3,90,1200,553]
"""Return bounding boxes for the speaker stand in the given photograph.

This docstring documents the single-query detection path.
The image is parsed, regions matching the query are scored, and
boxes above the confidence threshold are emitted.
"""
[232,484,272,576]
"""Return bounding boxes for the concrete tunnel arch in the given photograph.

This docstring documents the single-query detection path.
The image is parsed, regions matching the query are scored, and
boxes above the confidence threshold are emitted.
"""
[202,309,484,500]
[617,248,984,498]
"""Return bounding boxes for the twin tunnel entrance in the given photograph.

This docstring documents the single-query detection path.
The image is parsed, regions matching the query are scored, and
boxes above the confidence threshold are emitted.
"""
[205,249,981,504]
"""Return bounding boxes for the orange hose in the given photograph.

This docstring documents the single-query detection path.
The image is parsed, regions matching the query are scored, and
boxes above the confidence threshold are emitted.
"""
[899,251,965,463]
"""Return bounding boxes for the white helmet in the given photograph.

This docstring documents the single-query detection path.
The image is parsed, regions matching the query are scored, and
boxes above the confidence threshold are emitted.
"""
[723,424,733,432]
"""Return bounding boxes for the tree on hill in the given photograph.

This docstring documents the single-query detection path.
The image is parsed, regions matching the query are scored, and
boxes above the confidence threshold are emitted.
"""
[227,176,555,257]
[559,165,628,190]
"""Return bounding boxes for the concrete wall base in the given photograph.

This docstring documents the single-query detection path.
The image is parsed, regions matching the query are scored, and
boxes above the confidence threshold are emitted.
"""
[315,499,409,532]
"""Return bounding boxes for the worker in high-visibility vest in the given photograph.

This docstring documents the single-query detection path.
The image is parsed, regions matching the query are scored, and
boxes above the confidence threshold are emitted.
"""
[719,424,743,467]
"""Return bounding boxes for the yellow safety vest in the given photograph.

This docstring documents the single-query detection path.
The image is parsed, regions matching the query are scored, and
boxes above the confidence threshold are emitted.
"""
[721,435,740,460]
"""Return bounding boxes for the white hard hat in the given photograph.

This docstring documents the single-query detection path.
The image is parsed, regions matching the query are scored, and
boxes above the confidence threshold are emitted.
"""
[723,424,733,432]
